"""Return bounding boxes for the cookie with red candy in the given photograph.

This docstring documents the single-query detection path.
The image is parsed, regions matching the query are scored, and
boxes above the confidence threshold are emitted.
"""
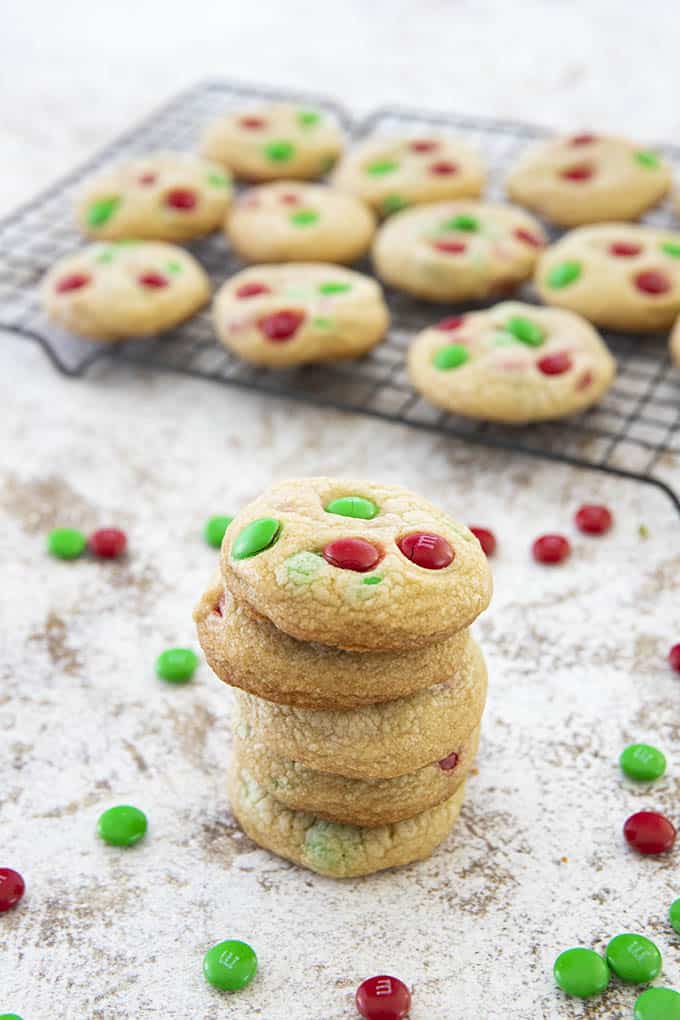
[201,102,343,182]
[408,302,615,424]
[42,241,210,341]
[219,477,492,650]
[212,264,389,367]
[76,151,232,242]
[507,133,670,227]
[536,223,680,332]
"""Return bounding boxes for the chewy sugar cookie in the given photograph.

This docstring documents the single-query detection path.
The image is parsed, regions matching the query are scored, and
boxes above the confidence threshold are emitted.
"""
[331,135,485,216]
[220,477,492,651]
[201,102,343,182]
[42,241,210,341]
[670,317,680,366]
[228,763,465,878]
[226,181,376,264]
[234,725,480,827]
[76,152,232,242]
[506,133,671,227]
[372,201,546,302]
[535,224,680,332]
[194,581,471,709]
[213,264,389,367]
[231,637,487,779]
[408,302,616,424]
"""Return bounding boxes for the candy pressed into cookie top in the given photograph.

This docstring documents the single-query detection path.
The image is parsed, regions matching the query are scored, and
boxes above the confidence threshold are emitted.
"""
[506,133,671,227]
[535,223,680,332]
[408,302,616,424]
[220,477,492,650]
[201,102,343,182]
[331,135,485,215]
[76,151,232,242]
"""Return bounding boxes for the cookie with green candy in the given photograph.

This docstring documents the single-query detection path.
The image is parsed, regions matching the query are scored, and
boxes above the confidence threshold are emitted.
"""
[201,102,343,182]
[77,151,232,242]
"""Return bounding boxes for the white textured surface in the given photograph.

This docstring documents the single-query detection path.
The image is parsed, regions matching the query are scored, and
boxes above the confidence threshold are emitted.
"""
[2,4,679,1019]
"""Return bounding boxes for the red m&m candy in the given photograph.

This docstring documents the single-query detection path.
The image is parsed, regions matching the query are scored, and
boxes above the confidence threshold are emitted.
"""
[432,239,467,254]
[138,171,157,186]
[537,352,572,376]
[138,271,168,289]
[236,281,271,299]
[438,750,459,772]
[635,270,671,295]
[623,810,676,855]
[56,272,90,294]
[532,534,571,564]
[240,115,266,129]
[258,309,305,341]
[89,528,127,559]
[570,133,597,145]
[574,504,613,535]
[469,526,496,557]
[356,975,411,1020]
[0,868,25,912]
[323,538,382,572]
[165,188,197,210]
[669,643,680,673]
[560,164,594,181]
[514,227,543,248]
[608,242,642,257]
[429,160,458,175]
[409,139,438,153]
[398,532,454,569]
[436,315,465,331]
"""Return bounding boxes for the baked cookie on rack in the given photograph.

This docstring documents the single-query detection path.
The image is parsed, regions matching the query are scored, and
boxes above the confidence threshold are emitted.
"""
[201,102,343,181]
[212,264,389,366]
[226,181,375,264]
[670,316,680,366]
[228,762,466,878]
[42,241,210,341]
[506,133,671,227]
[372,201,546,302]
[331,135,485,216]
[76,152,232,242]
[535,223,680,332]
[220,477,492,650]
[408,302,616,424]
[194,580,471,709]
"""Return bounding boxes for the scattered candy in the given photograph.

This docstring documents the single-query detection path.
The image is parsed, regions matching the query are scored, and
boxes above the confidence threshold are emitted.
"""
[574,504,613,535]
[553,947,610,998]
[668,643,680,673]
[264,140,295,163]
[165,188,197,210]
[88,197,120,226]
[138,271,168,289]
[429,160,458,175]
[469,527,496,557]
[661,241,680,258]
[203,939,257,991]
[398,532,454,569]
[634,987,680,1020]
[537,352,572,375]
[436,315,465,331]
[635,151,661,169]
[547,260,581,288]
[410,139,438,153]
[97,805,147,847]
[0,1014,24,1019]
[505,315,545,347]
[560,164,594,181]
[438,751,459,771]
[290,209,319,227]
[619,743,666,782]
[366,160,398,176]
[47,527,87,560]
[236,282,271,299]
[355,975,411,1020]
[669,897,680,934]
[532,534,571,565]
[325,496,378,519]
[570,133,597,145]
[204,515,234,548]
[514,227,543,248]
[433,343,469,370]
[89,527,127,559]
[258,309,305,341]
[319,281,351,295]
[240,115,266,130]
[606,933,662,983]
[635,270,671,295]
[623,810,676,855]
[156,647,199,683]
[297,110,321,128]
[444,213,478,232]
[0,869,25,912]
[609,242,642,257]
[323,538,381,573]
[432,239,467,254]
[56,271,90,293]
[232,518,281,559]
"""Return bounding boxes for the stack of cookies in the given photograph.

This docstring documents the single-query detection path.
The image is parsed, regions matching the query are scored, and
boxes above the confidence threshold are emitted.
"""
[194,477,492,879]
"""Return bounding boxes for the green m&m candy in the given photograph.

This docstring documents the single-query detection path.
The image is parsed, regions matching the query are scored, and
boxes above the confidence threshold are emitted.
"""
[232,518,281,559]
[619,743,667,781]
[203,515,234,548]
[661,241,680,258]
[553,947,610,997]
[606,933,662,983]
[669,897,680,934]
[319,281,351,295]
[297,110,321,128]
[207,172,230,188]
[325,496,378,519]
[433,344,469,370]
[505,315,545,347]
[47,527,87,560]
[156,647,199,683]
[98,805,147,847]
[443,213,479,232]
[635,150,661,169]
[289,209,319,227]
[264,140,295,163]
[366,159,398,176]
[547,260,582,288]
[634,987,680,1020]
[203,939,257,991]
[87,197,120,227]
[0,1014,24,1019]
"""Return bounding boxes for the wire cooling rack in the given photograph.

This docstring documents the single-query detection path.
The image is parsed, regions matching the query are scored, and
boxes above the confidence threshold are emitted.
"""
[2,79,680,512]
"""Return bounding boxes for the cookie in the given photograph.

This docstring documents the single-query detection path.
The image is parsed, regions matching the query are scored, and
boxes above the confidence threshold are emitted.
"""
[233,725,480,828]
[506,133,671,227]
[231,637,487,779]
[194,580,471,709]
[42,241,210,342]
[372,201,546,302]
[331,135,485,216]
[201,103,343,182]
[226,181,375,264]
[76,151,232,242]
[535,224,680,332]
[671,316,680,366]
[408,302,616,424]
[228,762,465,878]
[213,265,389,367]
[220,477,492,651]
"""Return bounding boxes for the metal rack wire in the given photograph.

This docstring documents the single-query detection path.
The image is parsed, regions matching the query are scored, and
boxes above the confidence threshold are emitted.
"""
[1,79,679,512]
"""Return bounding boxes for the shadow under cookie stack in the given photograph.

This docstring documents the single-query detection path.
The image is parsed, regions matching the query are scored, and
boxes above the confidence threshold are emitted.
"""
[194,477,492,879]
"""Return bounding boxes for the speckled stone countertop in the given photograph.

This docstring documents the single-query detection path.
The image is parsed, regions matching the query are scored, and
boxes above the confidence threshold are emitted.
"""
[2,3,679,1018]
